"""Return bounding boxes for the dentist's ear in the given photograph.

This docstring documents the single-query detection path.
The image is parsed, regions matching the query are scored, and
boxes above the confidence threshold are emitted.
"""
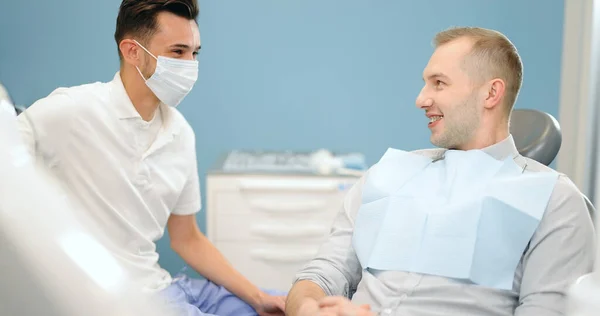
[119,39,144,67]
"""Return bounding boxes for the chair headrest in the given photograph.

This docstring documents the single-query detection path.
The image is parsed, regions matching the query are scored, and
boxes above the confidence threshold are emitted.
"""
[509,109,562,166]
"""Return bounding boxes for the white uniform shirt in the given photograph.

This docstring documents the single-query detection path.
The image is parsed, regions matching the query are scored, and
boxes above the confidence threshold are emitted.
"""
[17,72,201,292]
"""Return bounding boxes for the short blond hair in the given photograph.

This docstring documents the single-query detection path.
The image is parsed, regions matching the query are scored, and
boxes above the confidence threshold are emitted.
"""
[434,27,523,114]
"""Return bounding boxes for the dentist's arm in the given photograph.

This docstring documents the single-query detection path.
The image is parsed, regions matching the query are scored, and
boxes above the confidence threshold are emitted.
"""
[17,90,77,161]
[167,214,281,312]
[167,127,284,315]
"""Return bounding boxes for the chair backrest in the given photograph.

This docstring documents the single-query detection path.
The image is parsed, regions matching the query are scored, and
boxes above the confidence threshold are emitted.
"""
[509,109,562,166]
[510,109,595,224]
[583,195,597,226]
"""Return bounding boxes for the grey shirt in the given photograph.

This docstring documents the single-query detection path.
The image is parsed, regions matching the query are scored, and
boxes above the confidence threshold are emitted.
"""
[295,136,596,316]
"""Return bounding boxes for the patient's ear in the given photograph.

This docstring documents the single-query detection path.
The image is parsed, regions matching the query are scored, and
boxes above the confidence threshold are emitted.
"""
[483,79,506,110]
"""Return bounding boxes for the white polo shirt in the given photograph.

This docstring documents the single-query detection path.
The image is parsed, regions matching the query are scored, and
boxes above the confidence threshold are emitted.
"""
[17,72,201,292]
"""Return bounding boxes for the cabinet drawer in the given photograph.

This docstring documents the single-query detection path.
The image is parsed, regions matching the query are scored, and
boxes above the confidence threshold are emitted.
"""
[213,213,336,242]
[215,241,321,292]
[214,191,345,215]
[210,177,353,215]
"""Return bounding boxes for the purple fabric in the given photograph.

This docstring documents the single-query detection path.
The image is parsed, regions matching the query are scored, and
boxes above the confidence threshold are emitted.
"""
[160,274,286,316]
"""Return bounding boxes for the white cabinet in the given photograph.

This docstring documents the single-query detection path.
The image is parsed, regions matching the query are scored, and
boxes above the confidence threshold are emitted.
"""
[206,168,358,292]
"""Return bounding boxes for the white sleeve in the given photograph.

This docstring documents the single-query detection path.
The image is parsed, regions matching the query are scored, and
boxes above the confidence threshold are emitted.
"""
[17,90,76,164]
[171,128,201,216]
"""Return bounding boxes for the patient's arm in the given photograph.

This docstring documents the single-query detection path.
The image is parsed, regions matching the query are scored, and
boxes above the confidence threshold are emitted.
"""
[515,176,596,316]
[285,177,366,316]
[286,280,326,316]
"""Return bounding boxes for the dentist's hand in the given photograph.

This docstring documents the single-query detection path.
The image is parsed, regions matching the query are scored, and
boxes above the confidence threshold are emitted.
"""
[254,292,286,316]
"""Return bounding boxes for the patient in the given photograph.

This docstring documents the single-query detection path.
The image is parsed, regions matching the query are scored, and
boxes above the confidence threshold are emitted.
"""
[285,27,596,316]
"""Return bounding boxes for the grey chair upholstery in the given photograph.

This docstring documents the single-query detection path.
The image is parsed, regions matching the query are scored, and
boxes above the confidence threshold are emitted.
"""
[583,195,597,226]
[509,109,562,166]
[510,109,596,224]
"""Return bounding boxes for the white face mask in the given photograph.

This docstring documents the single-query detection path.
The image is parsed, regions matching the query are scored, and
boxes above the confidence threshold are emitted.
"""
[134,40,198,107]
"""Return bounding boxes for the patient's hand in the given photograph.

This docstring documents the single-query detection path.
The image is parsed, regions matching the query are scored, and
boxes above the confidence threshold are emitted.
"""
[316,296,375,316]
[255,292,286,316]
[296,298,320,315]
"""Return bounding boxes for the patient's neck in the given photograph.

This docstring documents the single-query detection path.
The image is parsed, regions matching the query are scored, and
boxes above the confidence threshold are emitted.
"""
[455,126,509,151]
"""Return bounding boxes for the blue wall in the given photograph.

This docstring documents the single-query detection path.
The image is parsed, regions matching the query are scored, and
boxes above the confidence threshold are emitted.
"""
[0,0,565,276]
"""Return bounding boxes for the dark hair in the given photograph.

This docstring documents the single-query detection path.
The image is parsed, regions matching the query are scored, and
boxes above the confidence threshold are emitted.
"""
[114,0,199,59]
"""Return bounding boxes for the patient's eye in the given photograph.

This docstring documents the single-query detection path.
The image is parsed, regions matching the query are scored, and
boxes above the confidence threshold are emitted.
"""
[434,80,445,89]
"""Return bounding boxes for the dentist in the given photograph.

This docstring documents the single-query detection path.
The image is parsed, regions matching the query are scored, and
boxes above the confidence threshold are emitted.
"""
[17,1,284,315]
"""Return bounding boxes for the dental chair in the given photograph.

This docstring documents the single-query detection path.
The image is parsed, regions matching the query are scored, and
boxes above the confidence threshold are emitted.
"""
[509,109,596,223]
[510,109,562,166]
